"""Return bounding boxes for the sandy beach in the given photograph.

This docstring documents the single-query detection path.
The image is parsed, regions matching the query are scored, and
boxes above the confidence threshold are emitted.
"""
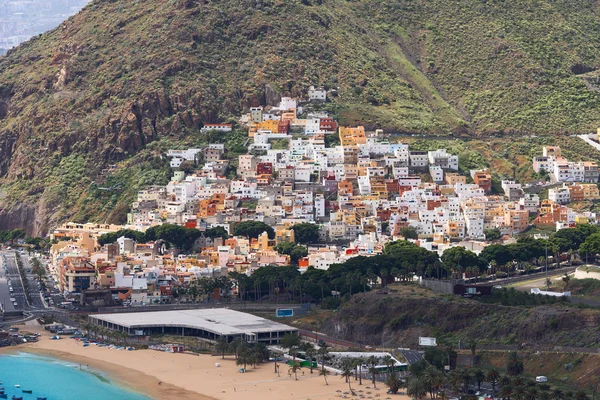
[5,321,411,400]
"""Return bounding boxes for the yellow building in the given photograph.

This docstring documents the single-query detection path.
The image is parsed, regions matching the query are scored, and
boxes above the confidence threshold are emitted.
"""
[339,126,366,146]
[445,173,466,186]
[281,110,297,122]
[248,120,282,137]
[582,184,600,200]
[275,227,295,244]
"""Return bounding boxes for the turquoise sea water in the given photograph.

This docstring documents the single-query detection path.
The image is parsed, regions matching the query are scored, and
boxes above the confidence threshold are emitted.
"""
[0,352,152,400]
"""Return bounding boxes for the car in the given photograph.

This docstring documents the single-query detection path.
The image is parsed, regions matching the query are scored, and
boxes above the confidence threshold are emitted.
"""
[13,301,18,306]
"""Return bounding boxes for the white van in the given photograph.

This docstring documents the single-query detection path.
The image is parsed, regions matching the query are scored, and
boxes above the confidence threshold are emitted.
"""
[536,376,548,383]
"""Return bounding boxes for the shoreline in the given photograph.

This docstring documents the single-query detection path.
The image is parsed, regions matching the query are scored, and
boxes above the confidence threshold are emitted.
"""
[1,322,411,400]
[0,345,211,400]
[25,347,211,400]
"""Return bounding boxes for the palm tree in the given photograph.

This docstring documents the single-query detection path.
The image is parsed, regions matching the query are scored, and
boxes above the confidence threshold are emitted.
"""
[289,361,302,381]
[318,342,330,368]
[354,357,364,385]
[499,385,513,400]
[473,369,485,390]
[236,349,250,370]
[489,259,497,274]
[567,248,574,267]
[467,265,479,283]
[459,368,472,393]
[382,354,394,379]
[319,366,330,385]
[513,385,526,400]
[253,342,269,365]
[421,364,444,398]
[340,360,354,392]
[229,337,244,359]
[499,375,511,388]
[367,355,378,388]
[552,244,560,268]
[215,337,229,359]
[486,369,500,391]
[271,349,281,375]
[301,342,316,374]
[447,370,462,393]
[406,376,427,399]
[506,351,524,376]
[551,388,563,400]
[89,325,98,340]
[81,323,91,338]
[288,346,299,363]
[385,371,403,395]
[469,340,478,366]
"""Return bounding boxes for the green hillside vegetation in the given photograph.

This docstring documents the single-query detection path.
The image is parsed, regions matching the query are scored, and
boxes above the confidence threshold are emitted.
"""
[311,283,600,349]
[403,135,600,185]
[3,0,600,231]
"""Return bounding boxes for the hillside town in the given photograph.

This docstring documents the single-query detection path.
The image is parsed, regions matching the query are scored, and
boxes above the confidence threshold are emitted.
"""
[44,87,600,305]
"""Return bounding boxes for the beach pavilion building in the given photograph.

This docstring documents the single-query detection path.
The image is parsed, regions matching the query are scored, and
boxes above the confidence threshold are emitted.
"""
[88,308,298,344]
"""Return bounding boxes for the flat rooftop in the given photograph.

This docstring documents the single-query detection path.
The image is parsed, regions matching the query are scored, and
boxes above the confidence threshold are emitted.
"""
[91,308,297,336]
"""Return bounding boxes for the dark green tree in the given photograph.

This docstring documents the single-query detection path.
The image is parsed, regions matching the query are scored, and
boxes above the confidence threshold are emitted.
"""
[506,351,524,376]
[205,226,229,240]
[484,228,501,241]
[398,226,418,239]
[233,221,275,239]
[291,223,320,244]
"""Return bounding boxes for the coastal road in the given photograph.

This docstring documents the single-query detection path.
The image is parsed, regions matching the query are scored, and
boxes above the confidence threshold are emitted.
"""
[0,254,17,312]
[397,349,424,365]
[1,251,27,311]
[20,254,46,309]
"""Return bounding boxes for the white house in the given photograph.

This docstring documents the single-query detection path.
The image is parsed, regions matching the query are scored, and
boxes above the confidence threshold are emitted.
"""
[428,149,459,170]
[519,194,540,212]
[548,187,570,204]
[308,86,327,101]
[429,166,444,183]
[201,124,232,132]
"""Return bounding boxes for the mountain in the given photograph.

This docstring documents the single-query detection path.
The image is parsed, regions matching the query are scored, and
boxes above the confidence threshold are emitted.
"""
[2,0,600,233]
[0,1,90,51]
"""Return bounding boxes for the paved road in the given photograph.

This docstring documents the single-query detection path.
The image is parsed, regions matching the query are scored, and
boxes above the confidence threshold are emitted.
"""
[1,251,28,311]
[0,254,17,312]
[20,254,46,309]
[0,251,49,312]
[397,349,424,365]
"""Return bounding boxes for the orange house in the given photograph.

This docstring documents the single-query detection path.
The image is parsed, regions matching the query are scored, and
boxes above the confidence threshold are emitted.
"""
[567,185,585,202]
[339,126,366,146]
[212,193,226,204]
[427,200,442,210]
[338,179,353,194]
[199,199,217,218]
[473,169,492,193]
[533,205,569,225]
[298,258,309,268]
